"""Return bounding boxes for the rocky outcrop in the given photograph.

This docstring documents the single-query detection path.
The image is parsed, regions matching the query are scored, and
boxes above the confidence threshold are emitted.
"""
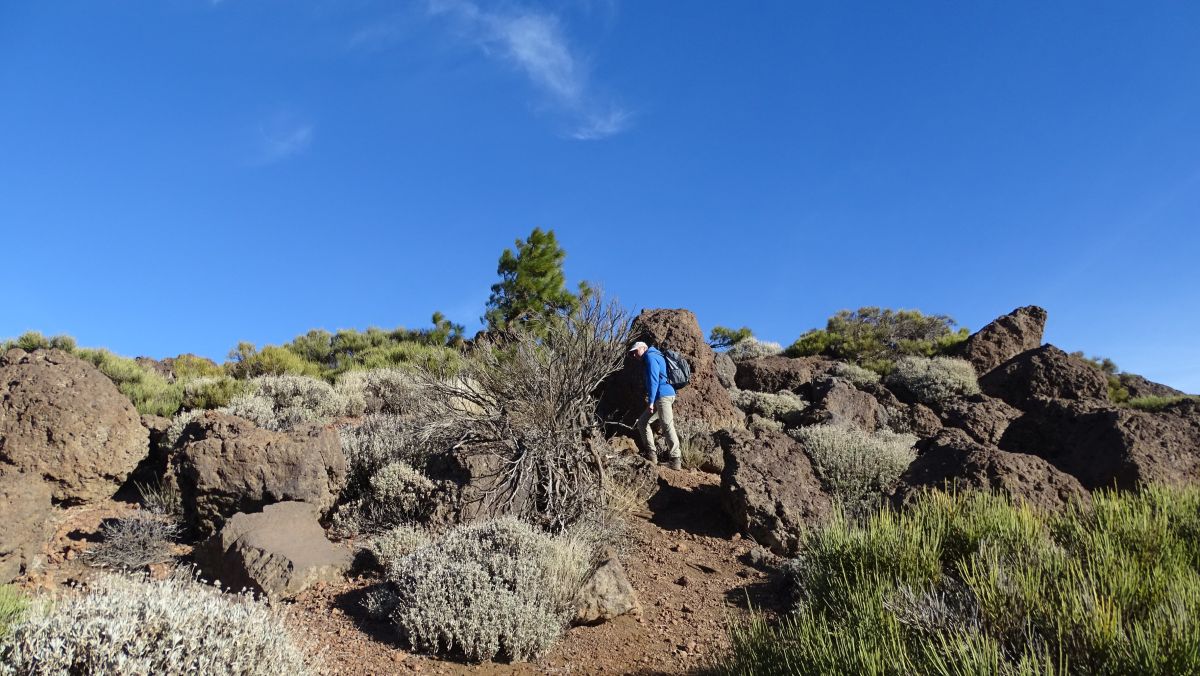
[195,501,351,600]
[980,345,1109,409]
[174,412,347,535]
[1118,373,1186,399]
[734,356,836,394]
[573,551,640,625]
[940,395,1023,446]
[1000,398,1200,490]
[803,378,886,430]
[960,306,1047,375]
[895,429,1089,512]
[718,428,831,555]
[0,472,53,583]
[714,352,737,390]
[0,348,148,504]
[599,309,743,431]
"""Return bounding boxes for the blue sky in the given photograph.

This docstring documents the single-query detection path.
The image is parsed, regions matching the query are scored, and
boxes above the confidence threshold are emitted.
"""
[2,1,1198,391]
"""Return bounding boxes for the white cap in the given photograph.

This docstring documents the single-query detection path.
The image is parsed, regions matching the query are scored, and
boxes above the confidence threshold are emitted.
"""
[629,341,648,352]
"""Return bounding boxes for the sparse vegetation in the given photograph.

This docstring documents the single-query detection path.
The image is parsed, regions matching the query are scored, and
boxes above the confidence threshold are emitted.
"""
[884,356,980,406]
[0,573,312,675]
[719,487,1200,676]
[725,336,784,362]
[732,389,807,427]
[84,512,179,572]
[334,368,422,416]
[221,374,350,431]
[831,361,881,387]
[1072,351,1131,403]
[790,424,916,513]
[786,308,969,374]
[379,517,593,662]
[1126,394,1200,412]
[182,375,248,410]
[0,586,25,638]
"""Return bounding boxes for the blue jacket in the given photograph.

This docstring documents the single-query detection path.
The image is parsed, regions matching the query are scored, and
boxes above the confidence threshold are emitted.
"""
[644,347,677,403]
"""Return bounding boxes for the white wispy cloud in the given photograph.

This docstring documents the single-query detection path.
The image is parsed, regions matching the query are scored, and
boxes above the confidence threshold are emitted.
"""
[427,0,631,140]
[255,117,314,165]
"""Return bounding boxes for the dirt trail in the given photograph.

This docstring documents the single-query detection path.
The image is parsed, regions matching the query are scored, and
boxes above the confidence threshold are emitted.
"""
[290,468,781,675]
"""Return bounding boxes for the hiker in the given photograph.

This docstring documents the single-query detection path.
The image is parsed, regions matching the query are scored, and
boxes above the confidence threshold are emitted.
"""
[630,341,681,470]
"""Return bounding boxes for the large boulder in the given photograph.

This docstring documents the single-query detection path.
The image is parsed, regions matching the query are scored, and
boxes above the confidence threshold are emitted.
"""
[599,309,743,431]
[572,551,640,625]
[803,378,886,430]
[960,306,1047,375]
[859,383,942,438]
[940,395,1023,446]
[718,428,831,555]
[174,412,347,536]
[0,348,148,504]
[0,472,53,583]
[1000,398,1200,490]
[734,356,836,394]
[714,352,737,390]
[195,501,351,600]
[979,345,1109,409]
[895,429,1089,512]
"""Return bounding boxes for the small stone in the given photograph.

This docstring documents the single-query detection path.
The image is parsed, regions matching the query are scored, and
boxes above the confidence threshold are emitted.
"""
[671,542,688,553]
[675,575,690,587]
[736,570,751,579]
[64,549,77,561]
[681,604,694,613]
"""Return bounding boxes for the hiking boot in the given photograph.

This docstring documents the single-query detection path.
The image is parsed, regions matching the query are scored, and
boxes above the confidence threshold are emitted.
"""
[664,457,682,471]
[641,449,659,464]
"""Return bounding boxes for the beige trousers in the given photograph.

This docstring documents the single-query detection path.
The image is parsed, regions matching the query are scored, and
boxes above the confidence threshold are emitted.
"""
[637,395,680,459]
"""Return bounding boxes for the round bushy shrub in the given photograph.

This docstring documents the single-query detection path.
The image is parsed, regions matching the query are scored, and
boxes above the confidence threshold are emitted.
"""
[384,518,591,662]
[791,424,916,510]
[334,368,422,416]
[885,356,980,406]
[726,337,784,362]
[221,374,349,431]
[182,375,247,410]
[733,389,807,427]
[367,524,431,571]
[832,361,881,388]
[0,574,311,675]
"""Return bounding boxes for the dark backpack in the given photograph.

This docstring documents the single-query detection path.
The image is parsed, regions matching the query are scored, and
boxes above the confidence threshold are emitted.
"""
[661,348,692,389]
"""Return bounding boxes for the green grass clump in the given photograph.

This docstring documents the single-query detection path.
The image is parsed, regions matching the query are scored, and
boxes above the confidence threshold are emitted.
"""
[718,487,1200,675]
[75,348,184,417]
[1125,395,1200,412]
[0,585,27,637]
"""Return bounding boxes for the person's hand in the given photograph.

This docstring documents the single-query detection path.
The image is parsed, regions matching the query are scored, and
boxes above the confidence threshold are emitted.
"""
[648,402,655,413]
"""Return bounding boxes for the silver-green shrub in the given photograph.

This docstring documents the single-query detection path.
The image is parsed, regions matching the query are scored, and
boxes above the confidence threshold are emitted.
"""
[334,368,421,416]
[726,337,784,362]
[791,424,916,509]
[832,362,881,388]
[0,573,312,675]
[383,517,591,662]
[366,524,431,571]
[733,389,807,427]
[221,374,349,431]
[885,356,980,406]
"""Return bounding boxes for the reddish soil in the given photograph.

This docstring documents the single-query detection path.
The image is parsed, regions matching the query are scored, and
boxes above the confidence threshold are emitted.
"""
[20,468,784,675]
[289,468,783,675]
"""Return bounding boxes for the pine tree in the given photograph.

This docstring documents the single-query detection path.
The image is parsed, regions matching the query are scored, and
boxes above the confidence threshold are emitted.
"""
[484,228,580,333]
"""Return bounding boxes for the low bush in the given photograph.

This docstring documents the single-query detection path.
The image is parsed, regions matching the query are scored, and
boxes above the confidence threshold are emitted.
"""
[719,487,1200,676]
[884,356,980,406]
[380,518,592,662]
[733,389,807,427]
[786,307,969,373]
[0,586,25,638]
[0,573,313,675]
[226,343,323,380]
[334,368,422,416]
[170,353,223,380]
[365,524,431,571]
[1126,394,1200,412]
[725,337,784,362]
[674,419,717,470]
[831,361,881,387]
[221,374,349,431]
[76,348,184,417]
[1,331,76,353]
[84,512,179,572]
[333,414,441,536]
[182,375,247,410]
[790,424,916,513]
